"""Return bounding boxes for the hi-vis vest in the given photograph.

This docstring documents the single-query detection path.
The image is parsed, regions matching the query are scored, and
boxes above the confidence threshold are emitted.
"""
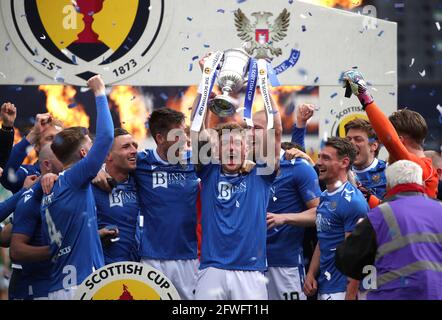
[367,194,442,300]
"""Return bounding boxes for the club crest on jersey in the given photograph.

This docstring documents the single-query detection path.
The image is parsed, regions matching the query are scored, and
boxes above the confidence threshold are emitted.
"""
[372,174,381,183]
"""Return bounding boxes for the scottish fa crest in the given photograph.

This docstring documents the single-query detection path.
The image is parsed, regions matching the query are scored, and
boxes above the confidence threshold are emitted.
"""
[234,8,290,60]
[1,0,172,85]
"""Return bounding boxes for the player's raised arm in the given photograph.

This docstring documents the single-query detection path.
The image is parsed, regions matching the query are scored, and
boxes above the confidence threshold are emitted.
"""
[56,75,114,187]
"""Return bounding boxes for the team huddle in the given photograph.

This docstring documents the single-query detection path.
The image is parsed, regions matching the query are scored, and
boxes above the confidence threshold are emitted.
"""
[0,65,440,300]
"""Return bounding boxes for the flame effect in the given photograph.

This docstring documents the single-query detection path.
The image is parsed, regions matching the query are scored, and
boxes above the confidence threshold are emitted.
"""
[166,86,199,127]
[109,86,148,141]
[39,85,89,128]
[302,0,363,9]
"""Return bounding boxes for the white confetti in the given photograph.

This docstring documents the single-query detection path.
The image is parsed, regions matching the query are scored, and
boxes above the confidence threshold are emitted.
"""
[436,22,441,31]
[436,104,442,114]
[409,58,415,67]
[80,87,90,93]
[272,196,277,202]
[419,70,426,77]
[384,71,395,75]
[300,14,307,19]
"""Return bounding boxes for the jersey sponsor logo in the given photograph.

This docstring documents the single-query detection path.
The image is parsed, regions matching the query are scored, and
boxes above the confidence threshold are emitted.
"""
[152,171,187,189]
[74,262,180,300]
[108,190,138,208]
[217,181,247,201]
[2,0,172,85]
[316,213,332,233]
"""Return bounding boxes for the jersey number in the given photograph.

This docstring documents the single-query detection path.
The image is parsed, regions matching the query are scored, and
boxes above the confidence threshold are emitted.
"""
[45,208,62,247]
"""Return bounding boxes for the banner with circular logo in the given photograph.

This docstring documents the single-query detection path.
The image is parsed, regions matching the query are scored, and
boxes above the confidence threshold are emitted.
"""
[1,0,173,85]
[74,262,181,300]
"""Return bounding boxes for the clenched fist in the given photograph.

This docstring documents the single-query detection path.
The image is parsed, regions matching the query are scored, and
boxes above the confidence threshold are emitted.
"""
[1,102,17,128]
[87,75,106,97]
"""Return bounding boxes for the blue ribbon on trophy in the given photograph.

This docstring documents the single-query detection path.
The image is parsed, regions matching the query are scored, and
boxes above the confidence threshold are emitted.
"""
[191,51,224,132]
[243,58,258,127]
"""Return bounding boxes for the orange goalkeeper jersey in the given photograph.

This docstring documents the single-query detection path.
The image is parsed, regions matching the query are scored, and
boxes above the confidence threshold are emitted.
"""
[365,101,438,205]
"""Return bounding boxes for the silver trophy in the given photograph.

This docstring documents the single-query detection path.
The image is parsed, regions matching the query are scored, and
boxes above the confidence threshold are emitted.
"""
[208,48,251,117]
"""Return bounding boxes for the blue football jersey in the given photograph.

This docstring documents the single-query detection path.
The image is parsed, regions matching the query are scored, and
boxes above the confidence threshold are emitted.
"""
[316,181,369,294]
[353,158,387,199]
[12,185,51,298]
[267,154,321,267]
[40,95,114,293]
[198,163,277,272]
[135,149,199,260]
[94,175,141,264]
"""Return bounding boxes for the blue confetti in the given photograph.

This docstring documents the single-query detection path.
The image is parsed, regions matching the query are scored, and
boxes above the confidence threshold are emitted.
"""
[33,48,39,55]
[298,68,308,76]
[203,44,210,48]
[429,89,436,97]
[301,25,306,32]
[55,77,65,83]
[24,76,35,83]
[182,47,189,51]
[237,0,247,3]
[68,102,77,109]
[389,92,396,96]
[189,63,193,72]
[217,9,225,13]
[187,16,193,21]
[5,42,10,51]
[288,0,294,4]
[192,55,199,61]
[308,12,312,16]
[314,76,319,83]
[378,30,384,37]
[160,93,168,100]
[72,55,77,64]
[15,86,22,92]
[325,119,330,125]
[330,93,338,99]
